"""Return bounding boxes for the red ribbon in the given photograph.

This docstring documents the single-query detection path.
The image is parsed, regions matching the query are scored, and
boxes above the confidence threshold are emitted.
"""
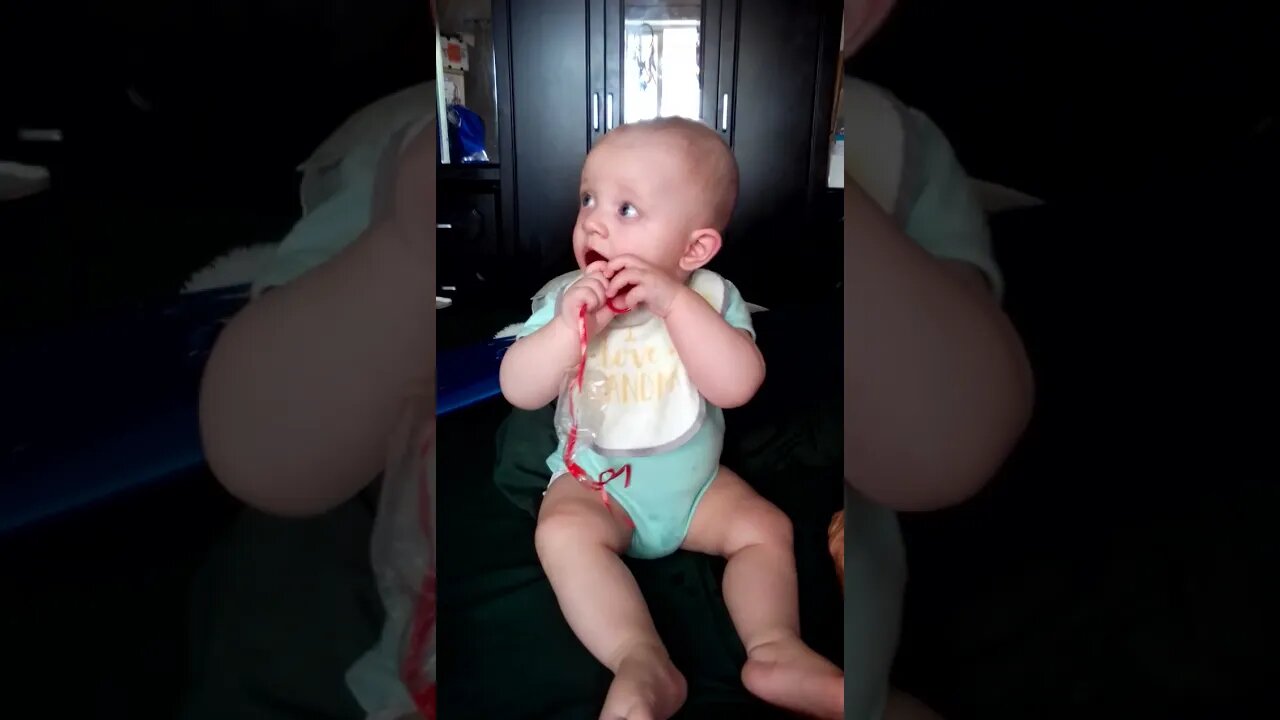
[564,303,633,522]
[403,434,437,719]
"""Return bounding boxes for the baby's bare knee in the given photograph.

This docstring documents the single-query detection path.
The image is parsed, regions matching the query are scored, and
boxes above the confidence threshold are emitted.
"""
[536,498,615,557]
[738,500,793,551]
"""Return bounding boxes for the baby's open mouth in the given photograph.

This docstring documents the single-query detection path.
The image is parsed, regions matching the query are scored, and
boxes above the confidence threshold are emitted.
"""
[584,249,608,266]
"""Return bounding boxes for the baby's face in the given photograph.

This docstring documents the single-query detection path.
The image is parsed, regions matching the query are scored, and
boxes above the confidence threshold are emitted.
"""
[573,131,708,277]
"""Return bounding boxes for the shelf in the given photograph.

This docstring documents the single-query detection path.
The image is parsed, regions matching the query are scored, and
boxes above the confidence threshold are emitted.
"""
[438,162,500,184]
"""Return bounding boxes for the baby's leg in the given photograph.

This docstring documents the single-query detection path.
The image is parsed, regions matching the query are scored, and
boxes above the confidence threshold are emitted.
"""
[536,475,686,720]
[682,466,844,718]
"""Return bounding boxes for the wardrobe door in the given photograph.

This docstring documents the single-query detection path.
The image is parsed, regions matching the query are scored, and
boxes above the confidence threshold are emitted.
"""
[506,0,604,274]
[704,0,738,146]
[718,0,840,301]
[589,0,608,146]
[602,0,726,135]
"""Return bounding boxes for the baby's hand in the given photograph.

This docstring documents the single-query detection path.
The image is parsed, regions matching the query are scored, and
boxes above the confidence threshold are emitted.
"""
[605,255,685,318]
[559,261,618,337]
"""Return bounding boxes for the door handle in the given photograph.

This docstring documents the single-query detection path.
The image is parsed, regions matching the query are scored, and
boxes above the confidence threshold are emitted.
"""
[606,93,615,130]
[592,93,601,131]
[721,93,730,132]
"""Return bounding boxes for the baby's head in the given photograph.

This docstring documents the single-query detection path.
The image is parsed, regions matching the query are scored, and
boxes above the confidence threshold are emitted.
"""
[573,117,738,279]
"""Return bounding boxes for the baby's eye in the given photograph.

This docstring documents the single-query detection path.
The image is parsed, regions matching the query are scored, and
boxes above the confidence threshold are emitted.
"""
[619,203,638,218]
[581,193,594,208]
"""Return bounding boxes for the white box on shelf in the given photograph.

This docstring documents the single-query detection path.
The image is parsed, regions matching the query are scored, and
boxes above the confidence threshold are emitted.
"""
[827,133,845,189]
[443,70,466,106]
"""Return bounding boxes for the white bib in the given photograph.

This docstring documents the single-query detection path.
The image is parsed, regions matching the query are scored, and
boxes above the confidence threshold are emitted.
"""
[556,270,730,457]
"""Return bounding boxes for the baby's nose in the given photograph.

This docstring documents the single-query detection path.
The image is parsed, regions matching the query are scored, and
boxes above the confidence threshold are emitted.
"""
[583,215,608,237]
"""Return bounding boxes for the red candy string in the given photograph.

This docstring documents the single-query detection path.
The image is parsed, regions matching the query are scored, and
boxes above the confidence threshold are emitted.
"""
[402,434,437,719]
[564,303,633,523]
[605,284,634,314]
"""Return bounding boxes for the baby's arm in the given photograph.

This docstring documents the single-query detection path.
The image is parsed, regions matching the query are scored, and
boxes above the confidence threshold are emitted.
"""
[845,180,1033,512]
[498,319,582,410]
[501,268,619,409]
[198,118,436,516]
[664,286,765,409]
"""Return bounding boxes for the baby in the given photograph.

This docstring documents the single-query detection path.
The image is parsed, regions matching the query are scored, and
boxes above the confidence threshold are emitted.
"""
[499,117,841,719]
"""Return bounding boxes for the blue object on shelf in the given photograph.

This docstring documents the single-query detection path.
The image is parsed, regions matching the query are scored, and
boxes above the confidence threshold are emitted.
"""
[447,104,490,163]
[1,283,512,534]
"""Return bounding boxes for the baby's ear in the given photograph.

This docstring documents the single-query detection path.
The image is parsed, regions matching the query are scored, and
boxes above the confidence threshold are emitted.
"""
[845,0,896,58]
[679,228,722,272]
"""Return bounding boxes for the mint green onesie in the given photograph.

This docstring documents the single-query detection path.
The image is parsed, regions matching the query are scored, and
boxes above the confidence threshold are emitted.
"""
[517,269,756,559]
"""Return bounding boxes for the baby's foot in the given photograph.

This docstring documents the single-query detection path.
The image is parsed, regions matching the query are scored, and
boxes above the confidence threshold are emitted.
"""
[599,644,687,720]
[742,635,844,719]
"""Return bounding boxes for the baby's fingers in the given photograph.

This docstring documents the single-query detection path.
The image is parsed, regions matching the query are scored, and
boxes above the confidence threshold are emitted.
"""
[581,278,610,307]
[605,254,647,274]
[564,289,596,318]
[615,283,645,310]
[571,275,605,297]
[606,269,643,297]
[592,303,618,330]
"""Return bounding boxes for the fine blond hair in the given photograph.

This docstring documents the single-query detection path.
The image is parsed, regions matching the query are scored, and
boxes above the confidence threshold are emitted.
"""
[598,116,739,231]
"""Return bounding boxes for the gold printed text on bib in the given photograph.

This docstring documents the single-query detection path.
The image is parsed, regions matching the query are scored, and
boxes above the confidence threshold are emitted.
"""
[563,270,729,457]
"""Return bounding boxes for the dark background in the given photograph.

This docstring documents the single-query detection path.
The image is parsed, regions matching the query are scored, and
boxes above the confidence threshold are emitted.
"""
[856,0,1275,205]
[0,0,1276,717]
[852,1,1278,717]
[0,0,433,338]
